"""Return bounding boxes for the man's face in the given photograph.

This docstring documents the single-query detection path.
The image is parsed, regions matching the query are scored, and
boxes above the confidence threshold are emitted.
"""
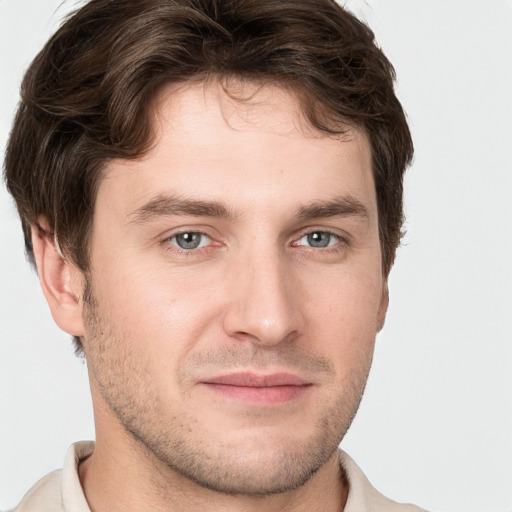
[81,82,387,494]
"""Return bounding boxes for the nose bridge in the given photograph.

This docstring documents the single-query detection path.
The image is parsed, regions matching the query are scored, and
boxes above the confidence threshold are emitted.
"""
[223,241,302,345]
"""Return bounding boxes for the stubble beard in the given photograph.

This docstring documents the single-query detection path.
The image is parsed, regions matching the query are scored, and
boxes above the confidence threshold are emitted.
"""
[81,277,371,496]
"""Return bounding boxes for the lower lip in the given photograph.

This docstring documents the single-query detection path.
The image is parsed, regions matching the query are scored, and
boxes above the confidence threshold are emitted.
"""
[202,383,312,406]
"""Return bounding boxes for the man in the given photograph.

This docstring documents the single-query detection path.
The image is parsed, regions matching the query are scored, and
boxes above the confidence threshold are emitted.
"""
[4,0,421,510]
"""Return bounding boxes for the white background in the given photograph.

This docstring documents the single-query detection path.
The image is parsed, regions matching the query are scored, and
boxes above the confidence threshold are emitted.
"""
[1,1,511,510]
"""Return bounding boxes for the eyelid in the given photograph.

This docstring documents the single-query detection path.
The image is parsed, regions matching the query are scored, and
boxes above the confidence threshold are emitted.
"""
[158,224,220,243]
[159,227,219,256]
[291,227,349,247]
[296,232,339,247]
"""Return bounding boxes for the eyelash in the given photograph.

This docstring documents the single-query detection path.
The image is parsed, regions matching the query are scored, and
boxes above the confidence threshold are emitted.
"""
[292,231,345,251]
[163,231,214,255]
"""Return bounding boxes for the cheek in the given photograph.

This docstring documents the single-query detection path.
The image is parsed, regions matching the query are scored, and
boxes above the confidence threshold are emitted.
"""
[90,252,224,354]
[302,268,382,360]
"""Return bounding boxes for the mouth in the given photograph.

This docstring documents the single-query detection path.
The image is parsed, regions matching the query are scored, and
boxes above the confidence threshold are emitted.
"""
[200,372,313,406]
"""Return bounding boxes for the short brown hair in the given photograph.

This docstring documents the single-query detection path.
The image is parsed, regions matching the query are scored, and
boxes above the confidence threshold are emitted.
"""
[5,0,412,275]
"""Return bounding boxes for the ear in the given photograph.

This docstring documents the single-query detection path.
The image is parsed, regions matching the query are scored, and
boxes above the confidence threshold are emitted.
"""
[31,221,86,337]
[377,281,389,332]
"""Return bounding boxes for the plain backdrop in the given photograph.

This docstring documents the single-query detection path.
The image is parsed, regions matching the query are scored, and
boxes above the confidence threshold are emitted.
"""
[1,1,511,510]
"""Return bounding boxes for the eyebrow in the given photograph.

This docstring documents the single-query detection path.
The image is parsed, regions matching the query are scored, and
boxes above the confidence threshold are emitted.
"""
[129,194,236,224]
[128,193,369,225]
[295,196,370,222]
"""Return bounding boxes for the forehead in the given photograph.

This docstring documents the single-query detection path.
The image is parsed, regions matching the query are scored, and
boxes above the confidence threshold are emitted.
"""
[153,80,330,138]
[97,81,375,219]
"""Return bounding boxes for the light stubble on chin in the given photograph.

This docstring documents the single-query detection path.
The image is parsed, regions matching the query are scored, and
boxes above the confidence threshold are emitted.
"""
[81,276,370,496]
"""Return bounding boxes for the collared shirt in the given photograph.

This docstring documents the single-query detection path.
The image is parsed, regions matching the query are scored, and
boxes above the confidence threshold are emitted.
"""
[13,442,426,512]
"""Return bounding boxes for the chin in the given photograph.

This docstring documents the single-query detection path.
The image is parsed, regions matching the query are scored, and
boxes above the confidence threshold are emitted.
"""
[134,417,344,497]
[168,435,339,496]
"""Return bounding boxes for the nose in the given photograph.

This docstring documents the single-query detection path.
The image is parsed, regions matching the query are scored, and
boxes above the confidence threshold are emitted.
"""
[222,247,304,346]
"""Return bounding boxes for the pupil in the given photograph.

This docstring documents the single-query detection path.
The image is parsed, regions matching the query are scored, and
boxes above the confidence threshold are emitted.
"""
[307,232,329,248]
[176,232,201,249]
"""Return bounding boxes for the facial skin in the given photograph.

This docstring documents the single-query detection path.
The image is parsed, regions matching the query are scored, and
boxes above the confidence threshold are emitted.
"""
[37,82,388,512]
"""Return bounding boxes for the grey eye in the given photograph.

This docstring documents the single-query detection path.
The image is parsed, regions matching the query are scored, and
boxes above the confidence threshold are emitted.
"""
[171,232,210,250]
[297,231,339,248]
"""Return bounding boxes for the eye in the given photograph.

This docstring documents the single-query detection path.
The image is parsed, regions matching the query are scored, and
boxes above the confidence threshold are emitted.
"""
[168,232,211,250]
[295,231,340,248]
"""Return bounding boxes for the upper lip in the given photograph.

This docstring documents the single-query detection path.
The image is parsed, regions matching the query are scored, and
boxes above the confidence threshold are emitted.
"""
[202,372,311,387]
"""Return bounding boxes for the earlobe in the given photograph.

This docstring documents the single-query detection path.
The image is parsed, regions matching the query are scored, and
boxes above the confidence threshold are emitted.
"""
[31,222,86,337]
[377,282,389,332]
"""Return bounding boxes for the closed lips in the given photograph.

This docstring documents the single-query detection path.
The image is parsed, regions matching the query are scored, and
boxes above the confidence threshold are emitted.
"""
[202,372,311,387]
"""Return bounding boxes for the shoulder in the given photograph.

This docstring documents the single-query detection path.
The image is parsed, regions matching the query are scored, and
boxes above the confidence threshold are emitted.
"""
[340,451,428,512]
[12,470,64,512]
[11,441,94,512]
